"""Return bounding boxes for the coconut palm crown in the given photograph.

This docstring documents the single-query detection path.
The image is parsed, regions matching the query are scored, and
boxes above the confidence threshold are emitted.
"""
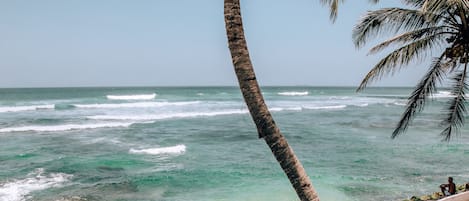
[354,0,469,141]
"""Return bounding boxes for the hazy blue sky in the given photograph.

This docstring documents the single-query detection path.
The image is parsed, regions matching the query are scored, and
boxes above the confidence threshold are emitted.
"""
[0,0,428,88]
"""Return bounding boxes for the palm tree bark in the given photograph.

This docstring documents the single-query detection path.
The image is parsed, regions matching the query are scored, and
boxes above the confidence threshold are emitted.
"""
[223,0,319,200]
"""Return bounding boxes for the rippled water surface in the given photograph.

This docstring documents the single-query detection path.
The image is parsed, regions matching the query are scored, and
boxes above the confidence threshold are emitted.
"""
[0,87,468,201]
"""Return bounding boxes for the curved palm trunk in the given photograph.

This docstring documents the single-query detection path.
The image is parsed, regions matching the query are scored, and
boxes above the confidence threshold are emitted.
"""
[223,0,319,200]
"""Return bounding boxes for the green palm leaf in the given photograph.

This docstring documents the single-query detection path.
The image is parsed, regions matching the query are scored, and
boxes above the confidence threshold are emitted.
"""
[358,35,443,91]
[353,8,429,48]
[423,0,469,13]
[368,26,452,54]
[392,55,448,138]
[356,0,469,140]
[423,0,469,27]
[440,61,468,141]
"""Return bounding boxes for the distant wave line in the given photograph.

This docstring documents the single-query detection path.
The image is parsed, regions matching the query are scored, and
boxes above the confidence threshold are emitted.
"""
[87,110,249,121]
[0,122,135,133]
[303,105,347,110]
[87,105,349,121]
[73,101,199,109]
[361,91,462,99]
[432,91,456,98]
[0,105,55,113]
[278,91,309,96]
[106,93,156,100]
[270,107,303,112]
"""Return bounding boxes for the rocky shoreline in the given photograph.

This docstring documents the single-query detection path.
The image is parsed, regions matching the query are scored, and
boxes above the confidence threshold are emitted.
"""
[403,184,467,201]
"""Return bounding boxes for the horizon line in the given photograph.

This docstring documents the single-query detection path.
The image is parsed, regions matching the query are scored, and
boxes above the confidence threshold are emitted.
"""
[0,85,419,90]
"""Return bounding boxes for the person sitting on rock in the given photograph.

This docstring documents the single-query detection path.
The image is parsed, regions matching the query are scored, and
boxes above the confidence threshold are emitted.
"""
[440,177,456,196]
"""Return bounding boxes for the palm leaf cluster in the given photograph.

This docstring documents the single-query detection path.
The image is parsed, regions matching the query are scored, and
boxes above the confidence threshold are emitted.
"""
[354,0,469,141]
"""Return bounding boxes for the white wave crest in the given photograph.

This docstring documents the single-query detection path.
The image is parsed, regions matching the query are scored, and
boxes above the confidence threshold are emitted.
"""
[393,102,406,106]
[278,91,309,96]
[432,91,455,98]
[270,107,303,112]
[130,144,186,155]
[303,105,347,110]
[73,101,199,109]
[0,168,71,201]
[355,103,369,107]
[106,93,156,100]
[87,110,248,120]
[0,105,54,113]
[0,122,134,133]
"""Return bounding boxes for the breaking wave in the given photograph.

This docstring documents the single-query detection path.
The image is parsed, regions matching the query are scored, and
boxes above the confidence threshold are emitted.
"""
[278,91,309,96]
[0,168,71,201]
[0,122,134,133]
[432,91,455,98]
[303,105,347,110]
[270,107,303,112]
[129,144,186,155]
[106,93,156,100]
[73,101,199,109]
[87,110,248,120]
[0,105,54,113]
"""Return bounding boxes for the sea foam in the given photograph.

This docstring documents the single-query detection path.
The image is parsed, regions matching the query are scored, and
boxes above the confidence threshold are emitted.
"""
[278,91,309,96]
[73,101,199,109]
[106,93,156,100]
[0,105,54,113]
[0,168,71,201]
[87,110,248,120]
[432,91,455,98]
[0,122,134,133]
[303,105,347,110]
[270,107,303,112]
[129,144,186,155]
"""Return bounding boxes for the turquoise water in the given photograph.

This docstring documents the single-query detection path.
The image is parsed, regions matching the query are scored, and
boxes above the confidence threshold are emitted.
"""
[0,87,468,201]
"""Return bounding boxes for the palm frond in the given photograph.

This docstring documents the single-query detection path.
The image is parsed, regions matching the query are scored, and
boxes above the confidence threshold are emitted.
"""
[368,26,453,54]
[357,35,443,91]
[423,0,469,13]
[355,0,469,140]
[402,0,427,8]
[440,61,468,141]
[423,0,469,25]
[319,0,342,22]
[391,55,447,138]
[353,8,430,48]
[320,0,378,22]
[442,57,461,72]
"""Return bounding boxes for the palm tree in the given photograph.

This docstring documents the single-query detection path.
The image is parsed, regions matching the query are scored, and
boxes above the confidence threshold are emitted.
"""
[354,0,469,141]
[223,0,376,200]
[223,1,318,200]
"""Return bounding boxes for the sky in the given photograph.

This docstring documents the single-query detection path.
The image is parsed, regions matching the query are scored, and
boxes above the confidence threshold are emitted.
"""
[0,0,430,88]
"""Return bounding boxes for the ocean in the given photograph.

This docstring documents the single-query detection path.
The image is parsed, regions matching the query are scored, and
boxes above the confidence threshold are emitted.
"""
[0,86,468,201]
